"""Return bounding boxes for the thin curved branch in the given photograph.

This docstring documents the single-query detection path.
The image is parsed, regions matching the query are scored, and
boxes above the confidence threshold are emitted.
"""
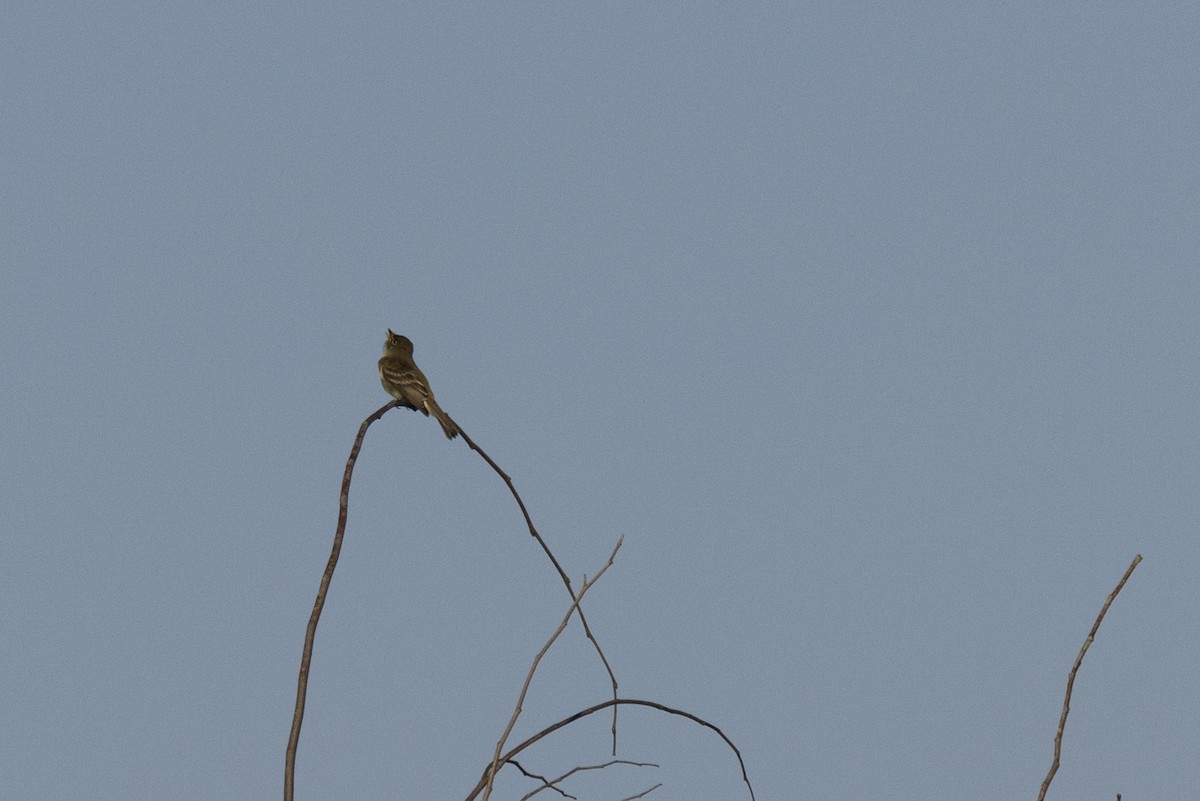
[466,698,755,801]
[285,400,399,801]
[1037,554,1142,801]
[448,414,621,752]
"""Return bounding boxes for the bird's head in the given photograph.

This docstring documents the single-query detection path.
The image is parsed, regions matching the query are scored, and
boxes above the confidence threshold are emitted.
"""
[384,329,414,355]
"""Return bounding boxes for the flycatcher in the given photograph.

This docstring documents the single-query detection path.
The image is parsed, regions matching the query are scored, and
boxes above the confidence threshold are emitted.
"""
[378,330,459,439]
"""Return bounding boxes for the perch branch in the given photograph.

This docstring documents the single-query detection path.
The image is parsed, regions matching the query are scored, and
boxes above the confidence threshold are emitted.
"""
[284,400,398,801]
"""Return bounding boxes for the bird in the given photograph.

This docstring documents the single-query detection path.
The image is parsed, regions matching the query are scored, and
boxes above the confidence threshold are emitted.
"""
[378,330,459,439]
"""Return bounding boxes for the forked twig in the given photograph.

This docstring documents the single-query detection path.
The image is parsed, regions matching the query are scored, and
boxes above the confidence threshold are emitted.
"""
[508,760,574,800]
[518,760,659,801]
[449,414,621,752]
[285,400,398,801]
[1037,554,1142,801]
[483,536,624,801]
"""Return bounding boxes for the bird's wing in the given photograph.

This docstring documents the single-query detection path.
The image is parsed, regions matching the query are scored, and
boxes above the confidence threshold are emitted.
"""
[379,360,434,413]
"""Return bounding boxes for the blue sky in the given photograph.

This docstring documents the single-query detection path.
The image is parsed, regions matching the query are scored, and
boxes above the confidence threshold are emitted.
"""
[3,4,1198,799]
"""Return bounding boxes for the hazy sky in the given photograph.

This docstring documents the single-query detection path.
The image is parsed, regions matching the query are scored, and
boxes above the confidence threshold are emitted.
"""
[4,4,1198,800]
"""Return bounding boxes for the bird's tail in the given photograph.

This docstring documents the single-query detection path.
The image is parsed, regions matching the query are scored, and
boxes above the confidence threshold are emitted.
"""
[426,400,459,440]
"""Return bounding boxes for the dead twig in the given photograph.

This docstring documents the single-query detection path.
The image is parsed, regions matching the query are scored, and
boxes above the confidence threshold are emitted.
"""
[483,536,624,801]
[518,759,658,801]
[617,783,663,801]
[509,760,574,800]
[1037,554,1142,801]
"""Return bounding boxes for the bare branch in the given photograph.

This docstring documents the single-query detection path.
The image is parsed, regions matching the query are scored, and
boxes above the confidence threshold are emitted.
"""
[519,760,658,801]
[450,415,622,751]
[466,698,755,801]
[617,783,663,801]
[1037,554,1142,801]
[483,537,624,801]
[285,400,398,801]
[509,760,576,800]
